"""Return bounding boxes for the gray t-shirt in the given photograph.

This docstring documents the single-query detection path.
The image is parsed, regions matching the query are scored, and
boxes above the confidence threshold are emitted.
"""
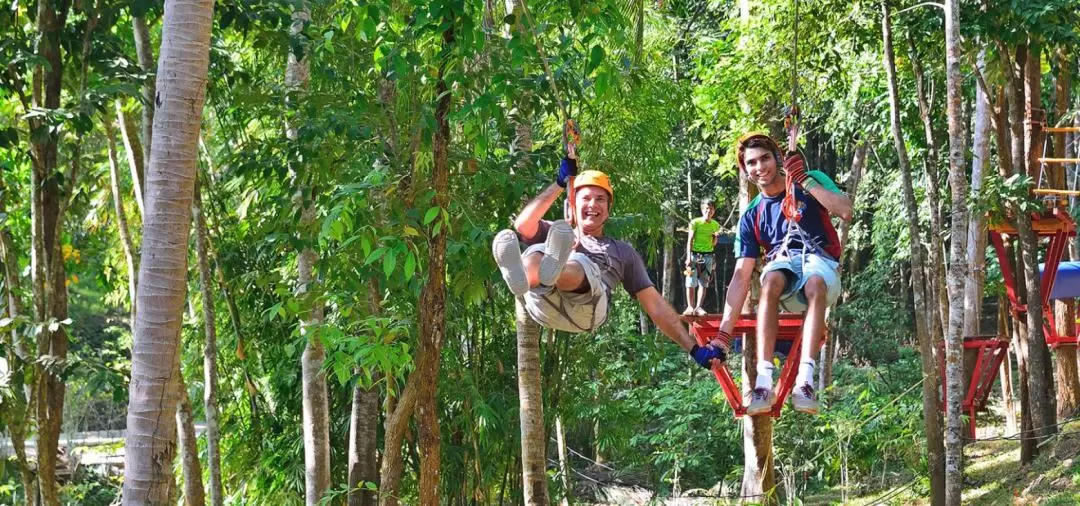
[522,220,654,297]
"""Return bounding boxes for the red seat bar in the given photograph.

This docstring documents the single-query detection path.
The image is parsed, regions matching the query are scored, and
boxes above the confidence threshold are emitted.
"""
[687,313,815,418]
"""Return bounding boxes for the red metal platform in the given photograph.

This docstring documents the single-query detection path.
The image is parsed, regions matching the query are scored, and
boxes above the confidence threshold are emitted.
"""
[989,207,1078,347]
[686,313,812,418]
[939,336,1010,438]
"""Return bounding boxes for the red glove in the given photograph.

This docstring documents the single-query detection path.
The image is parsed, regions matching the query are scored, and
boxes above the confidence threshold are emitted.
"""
[784,152,810,186]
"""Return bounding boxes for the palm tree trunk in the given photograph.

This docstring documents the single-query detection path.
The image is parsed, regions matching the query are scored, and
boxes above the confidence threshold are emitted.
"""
[122,0,216,503]
[881,3,945,503]
[516,300,548,505]
[193,181,224,505]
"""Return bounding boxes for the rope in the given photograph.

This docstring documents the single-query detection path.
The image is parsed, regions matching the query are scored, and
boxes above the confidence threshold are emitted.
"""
[516,0,571,124]
[963,413,1080,442]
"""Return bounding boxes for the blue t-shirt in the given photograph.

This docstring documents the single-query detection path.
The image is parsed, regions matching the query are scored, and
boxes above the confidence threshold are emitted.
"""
[735,171,843,261]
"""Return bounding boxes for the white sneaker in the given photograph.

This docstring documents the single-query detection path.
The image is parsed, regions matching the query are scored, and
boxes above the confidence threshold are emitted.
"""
[790,384,820,415]
[538,220,575,286]
[492,230,529,296]
[744,388,776,416]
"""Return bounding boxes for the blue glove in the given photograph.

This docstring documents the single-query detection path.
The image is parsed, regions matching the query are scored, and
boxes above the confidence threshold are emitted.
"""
[557,157,577,188]
[690,344,726,369]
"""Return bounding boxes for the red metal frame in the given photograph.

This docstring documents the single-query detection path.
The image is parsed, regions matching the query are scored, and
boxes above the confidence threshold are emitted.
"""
[939,336,1010,438]
[988,208,1078,347]
[687,313,814,418]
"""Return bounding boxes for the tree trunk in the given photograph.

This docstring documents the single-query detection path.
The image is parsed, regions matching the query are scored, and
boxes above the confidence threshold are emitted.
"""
[415,19,455,506]
[133,13,156,180]
[193,181,224,505]
[964,50,991,339]
[115,101,147,216]
[555,416,572,506]
[348,378,380,506]
[122,0,216,503]
[283,3,331,503]
[943,1,969,500]
[516,300,548,505]
[105,116,139,325]
[662,211,676,305]
[0,186,35,506]
[823,141,868,390]
[907,35,949,338]
[176,366,207,506]
[881,4,945,504]
[999,300,1018,433]
[29,1,72,503]
[348,281,381,506]
[1051,48,1079,419]
[1019,39,1056,444]
[740,331,775,504]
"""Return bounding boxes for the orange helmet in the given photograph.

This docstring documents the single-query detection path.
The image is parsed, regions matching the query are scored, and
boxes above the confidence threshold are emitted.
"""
[572,170,613,200]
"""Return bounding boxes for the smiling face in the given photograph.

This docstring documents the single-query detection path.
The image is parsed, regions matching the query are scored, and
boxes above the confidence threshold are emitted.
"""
[701,202,715,220]
[742,146,784,194]
[574,186,611,236]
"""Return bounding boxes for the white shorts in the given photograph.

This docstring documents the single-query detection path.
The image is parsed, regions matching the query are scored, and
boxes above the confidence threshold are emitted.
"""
[521,244,609,333]
[760,249,841,313]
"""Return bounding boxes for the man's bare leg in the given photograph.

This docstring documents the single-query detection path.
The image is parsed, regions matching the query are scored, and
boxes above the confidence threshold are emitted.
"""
[695,284,709,313]
[684,286,695,314]
[791,275,828,414]
[746,271,786,415]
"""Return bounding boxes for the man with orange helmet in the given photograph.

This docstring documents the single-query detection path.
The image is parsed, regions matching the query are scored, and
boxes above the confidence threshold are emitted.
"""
[492,157,726,370]
[718,133,852,415]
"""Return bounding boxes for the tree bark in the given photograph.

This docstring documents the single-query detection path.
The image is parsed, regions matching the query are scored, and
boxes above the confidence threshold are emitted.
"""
[115,101,147,216]
[823,141,868,390]
[348,281,381,506]
[1019,39,1056,444]
[907,34,949,337]
[176,367,207,506]
[740,330,775,504]
[29,1,73,503]
[193,181,224,505]
[105,116,139,325]
[0,182,35,506]
[283,3,331,503]
[415,19,455,506]
[963,50,991,339]
[133,14,156,179]
[881,4,945,504]
[999,300,1018,433]
[122,0,216,503]
[662,211,676,305]
[555,416,572,506]
[516,300,548,505]
[1051,48,1079,419]
[943,1,969,500]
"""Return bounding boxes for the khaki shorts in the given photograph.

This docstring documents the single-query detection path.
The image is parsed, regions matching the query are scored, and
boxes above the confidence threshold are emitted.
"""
[521,245,609,333]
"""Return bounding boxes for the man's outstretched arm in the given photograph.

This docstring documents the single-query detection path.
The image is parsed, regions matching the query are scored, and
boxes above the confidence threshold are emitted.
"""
[637,287,696,351]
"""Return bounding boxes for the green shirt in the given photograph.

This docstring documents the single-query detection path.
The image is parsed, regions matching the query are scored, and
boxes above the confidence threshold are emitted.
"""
[689,217,720,253]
